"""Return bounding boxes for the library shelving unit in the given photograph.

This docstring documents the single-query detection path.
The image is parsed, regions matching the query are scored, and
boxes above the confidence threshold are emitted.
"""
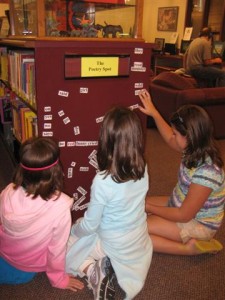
[152,54,183,75]
[0,0,154,220]
[0,46,36,144]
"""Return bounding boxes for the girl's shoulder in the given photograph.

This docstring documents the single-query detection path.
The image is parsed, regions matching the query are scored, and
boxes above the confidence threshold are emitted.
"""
[92,171,121,197]
[200,156,223,170]
[2,182,15,190]
[51,191,73,207]
[93,170,109,180]
[182,157,224,178]
[195,157,223,175]
[192,157,225,188]
[1,182,21,197]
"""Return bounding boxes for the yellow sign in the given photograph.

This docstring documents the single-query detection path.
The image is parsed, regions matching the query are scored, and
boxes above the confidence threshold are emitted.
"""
[81,57,119,77]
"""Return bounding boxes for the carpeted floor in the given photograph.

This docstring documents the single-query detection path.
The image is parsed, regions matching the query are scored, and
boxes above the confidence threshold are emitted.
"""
[0,129,225,300]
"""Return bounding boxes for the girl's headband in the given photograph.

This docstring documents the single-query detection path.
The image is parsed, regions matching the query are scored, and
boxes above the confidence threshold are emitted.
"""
[20,159,59,171]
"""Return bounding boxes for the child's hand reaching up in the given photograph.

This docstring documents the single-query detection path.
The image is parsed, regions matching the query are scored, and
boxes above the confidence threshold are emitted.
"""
[66,275,84,292]
[138,89,157,118]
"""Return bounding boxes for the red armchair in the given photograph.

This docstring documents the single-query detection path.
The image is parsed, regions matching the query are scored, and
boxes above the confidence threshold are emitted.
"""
[148,72,225,139]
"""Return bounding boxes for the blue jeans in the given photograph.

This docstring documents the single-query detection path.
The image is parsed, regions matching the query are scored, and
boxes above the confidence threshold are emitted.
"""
[0,257,36,284]
[190,65,225,87]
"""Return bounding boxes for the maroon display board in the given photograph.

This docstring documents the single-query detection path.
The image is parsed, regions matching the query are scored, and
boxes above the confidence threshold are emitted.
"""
[35,39,153,220]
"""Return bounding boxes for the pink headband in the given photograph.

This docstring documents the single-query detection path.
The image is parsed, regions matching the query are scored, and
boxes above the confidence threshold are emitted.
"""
[20,159,59,171]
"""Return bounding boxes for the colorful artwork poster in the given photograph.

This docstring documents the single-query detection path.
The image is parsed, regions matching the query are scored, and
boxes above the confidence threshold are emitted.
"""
[67,1,126,31]
[67,1,95,30]
[45,0,67,32]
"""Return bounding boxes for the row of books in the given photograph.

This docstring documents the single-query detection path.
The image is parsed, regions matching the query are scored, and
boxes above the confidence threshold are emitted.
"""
[0,84,11,124]
[0,48,38,143]
[0,47,8,82]
[0,47,36,109]
[11,96,37,143]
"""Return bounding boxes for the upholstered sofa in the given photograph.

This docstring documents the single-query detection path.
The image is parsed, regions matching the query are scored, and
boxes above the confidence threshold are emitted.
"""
[148,72,225,139]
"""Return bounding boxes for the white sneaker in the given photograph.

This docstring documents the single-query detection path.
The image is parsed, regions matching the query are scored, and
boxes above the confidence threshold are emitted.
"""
[88,257,115,300]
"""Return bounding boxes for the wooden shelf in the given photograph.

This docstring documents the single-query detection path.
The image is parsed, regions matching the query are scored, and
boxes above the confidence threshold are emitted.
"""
[152,54,183,75]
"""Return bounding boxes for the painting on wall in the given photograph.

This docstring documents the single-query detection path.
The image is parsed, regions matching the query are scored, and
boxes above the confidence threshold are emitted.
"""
[157,6,179,32]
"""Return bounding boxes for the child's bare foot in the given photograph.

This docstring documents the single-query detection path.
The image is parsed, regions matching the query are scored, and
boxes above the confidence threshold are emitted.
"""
[187,238,223,254]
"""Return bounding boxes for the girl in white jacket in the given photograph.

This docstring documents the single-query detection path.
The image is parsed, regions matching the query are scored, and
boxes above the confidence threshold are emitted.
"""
[66,106,153,300]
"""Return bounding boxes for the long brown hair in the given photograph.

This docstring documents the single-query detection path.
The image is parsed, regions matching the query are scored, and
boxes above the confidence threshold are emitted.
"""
[13,137,64,200]
[170,105,223,169]
[97,106,146,183]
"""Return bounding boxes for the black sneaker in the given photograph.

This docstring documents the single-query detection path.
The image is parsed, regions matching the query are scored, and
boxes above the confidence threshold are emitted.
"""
[88,256,115,300]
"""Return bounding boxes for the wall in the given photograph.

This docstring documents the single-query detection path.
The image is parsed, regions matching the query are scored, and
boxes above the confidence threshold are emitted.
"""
[0,3,8,16]
[96,7,135,37]
[142,0,188,51]
[208,0,224,41]
[0,2,9,36]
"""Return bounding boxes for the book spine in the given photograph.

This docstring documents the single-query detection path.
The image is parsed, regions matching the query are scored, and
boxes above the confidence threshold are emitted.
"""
[8,50,35,109]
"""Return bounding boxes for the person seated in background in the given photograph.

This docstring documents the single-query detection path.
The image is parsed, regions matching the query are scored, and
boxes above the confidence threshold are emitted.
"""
[184,27,225,87]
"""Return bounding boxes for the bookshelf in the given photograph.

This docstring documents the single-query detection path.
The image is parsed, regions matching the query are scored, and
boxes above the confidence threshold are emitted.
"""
[0,46,37,144]
[153,54,183,75]
[0,37,154,220]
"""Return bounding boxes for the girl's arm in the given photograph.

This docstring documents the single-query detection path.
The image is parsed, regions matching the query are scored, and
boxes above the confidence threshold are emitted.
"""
[71,175,106,238]
[72,199,104,237]
[46,210,84,290]
[138,89,181,152]
[145,195,168,212]
[147,183,212,222]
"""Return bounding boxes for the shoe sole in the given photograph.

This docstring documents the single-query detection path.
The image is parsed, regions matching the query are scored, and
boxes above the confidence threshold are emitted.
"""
[195,239,223,254]
[99,258,115,300]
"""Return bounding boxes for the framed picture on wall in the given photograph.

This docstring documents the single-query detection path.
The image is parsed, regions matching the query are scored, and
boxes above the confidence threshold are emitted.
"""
[154,38,165,52]
[180,39,192,54]
[0,17,9,37]
[157,6,179,32]
[183,27,193,41]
